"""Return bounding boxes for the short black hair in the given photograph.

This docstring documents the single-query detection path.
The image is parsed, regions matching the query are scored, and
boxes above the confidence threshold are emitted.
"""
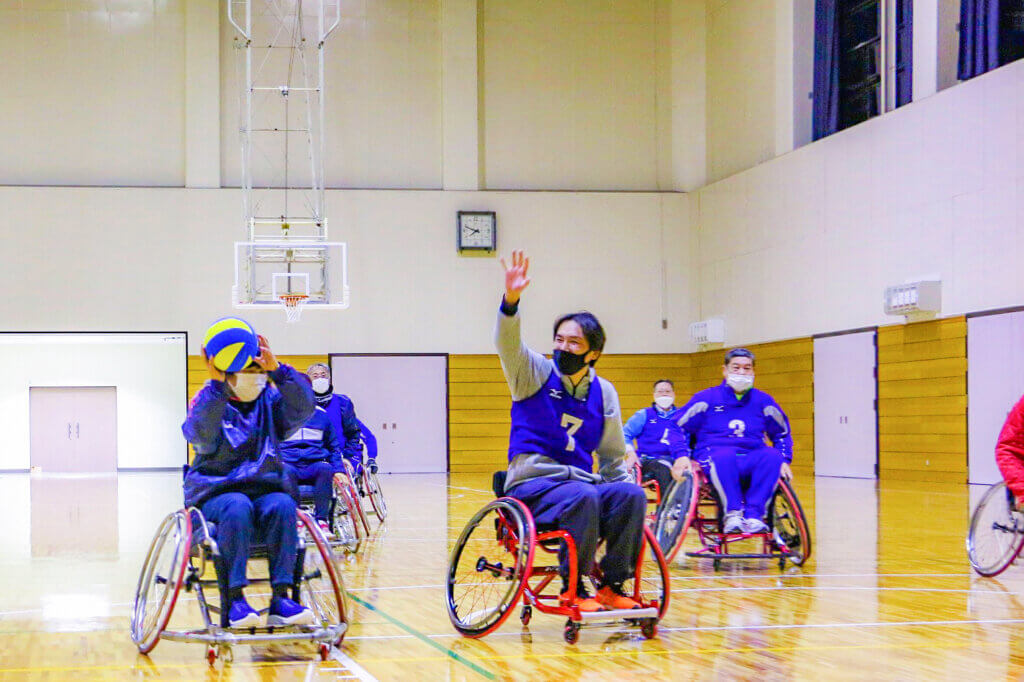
[552,311,606,366]
[653,379,674,389]
[724,348,755,366]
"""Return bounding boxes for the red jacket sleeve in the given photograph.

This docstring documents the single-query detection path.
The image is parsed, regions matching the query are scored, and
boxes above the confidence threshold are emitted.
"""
[995,394,1024,500]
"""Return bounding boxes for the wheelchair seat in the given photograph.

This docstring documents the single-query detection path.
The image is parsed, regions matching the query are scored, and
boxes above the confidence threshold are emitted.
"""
[492,471,507,498]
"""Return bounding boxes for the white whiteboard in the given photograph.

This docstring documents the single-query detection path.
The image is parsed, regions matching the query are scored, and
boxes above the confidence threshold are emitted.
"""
[967,312,1024,484]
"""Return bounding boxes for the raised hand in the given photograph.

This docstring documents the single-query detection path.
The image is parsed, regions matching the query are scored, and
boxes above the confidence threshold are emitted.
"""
[500,250,531,305]
[253,334,280,372]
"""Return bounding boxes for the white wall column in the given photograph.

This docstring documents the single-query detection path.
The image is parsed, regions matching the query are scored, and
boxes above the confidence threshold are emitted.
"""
[441,0,481,190]
[912,0,939,101]
[774,0,795,156]
[184,0,221,188]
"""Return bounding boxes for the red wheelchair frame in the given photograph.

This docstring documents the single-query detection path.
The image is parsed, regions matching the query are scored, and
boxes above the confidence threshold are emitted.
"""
[447,492,670,644]
[654,467,811,570]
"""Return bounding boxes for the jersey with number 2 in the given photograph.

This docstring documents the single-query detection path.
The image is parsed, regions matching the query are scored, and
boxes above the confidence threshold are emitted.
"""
[508,367,605,472]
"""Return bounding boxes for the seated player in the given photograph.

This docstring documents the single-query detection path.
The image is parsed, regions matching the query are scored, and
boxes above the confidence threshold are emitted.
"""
[995,392,1024,509]
[307,363,364,488]
[672,348,793,534]
[183,319,316,628]
[623,379,682,510]
[358,419,379,475]
[496,250,646,613]
[279,401,343,537]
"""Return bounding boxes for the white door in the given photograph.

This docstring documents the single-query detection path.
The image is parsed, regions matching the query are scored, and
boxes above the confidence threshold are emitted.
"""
[968,311,1024,484]
[814,331,877,478]
[329,355,448,473]
[30,387,118,473]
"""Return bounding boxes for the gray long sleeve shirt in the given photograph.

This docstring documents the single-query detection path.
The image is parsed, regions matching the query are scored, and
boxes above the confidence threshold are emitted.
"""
[495,305,630,491]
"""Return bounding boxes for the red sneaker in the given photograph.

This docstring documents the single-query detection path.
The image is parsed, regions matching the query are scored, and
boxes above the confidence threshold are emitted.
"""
[559,588,606,613]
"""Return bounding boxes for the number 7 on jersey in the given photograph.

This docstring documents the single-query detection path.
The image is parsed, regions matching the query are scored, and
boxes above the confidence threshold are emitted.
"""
[561,414,583,451]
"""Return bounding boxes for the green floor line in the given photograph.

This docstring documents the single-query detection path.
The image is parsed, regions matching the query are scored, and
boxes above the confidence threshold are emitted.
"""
[347,593,496,680]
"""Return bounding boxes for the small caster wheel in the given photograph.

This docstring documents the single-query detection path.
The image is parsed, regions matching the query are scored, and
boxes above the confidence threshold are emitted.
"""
[563,620,580,644]
[320,643,330,661]
[206,647,217,665]
[778,557,786,570]
[520,605,532,626]
[713,558,721,572]
[641,619,657,639]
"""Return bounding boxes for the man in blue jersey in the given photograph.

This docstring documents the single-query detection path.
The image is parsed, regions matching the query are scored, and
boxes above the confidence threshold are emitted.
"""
[623,379,681,512]
[306,363,365,483]
[279,405,343,537]
[672,348,793,534]
[496,250,646,613]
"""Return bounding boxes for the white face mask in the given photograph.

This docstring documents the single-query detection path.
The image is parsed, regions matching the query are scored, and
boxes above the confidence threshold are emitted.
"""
[311,378,330,394]
[231,373,268,402]
[726,373,754,393]
[654,395,675,410]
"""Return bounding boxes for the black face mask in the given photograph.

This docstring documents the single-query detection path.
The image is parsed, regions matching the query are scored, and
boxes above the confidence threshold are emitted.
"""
[553,349,590,376]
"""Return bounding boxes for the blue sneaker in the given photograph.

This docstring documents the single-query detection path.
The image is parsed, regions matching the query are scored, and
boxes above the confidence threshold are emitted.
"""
[266,596,315,627]
[228,598,260,628]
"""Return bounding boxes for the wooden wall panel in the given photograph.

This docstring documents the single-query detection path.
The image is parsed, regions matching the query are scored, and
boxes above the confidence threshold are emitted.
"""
[448,353,691,474]
[877,317,966,484]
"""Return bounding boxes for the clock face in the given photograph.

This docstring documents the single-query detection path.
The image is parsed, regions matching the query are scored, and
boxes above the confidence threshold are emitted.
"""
[457,212,496,251]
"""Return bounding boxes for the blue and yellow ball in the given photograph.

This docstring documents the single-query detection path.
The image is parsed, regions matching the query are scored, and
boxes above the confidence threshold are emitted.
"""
[203,317,259,373]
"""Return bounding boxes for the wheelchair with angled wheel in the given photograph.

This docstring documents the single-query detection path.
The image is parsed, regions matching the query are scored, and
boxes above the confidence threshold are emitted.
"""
[967,481,1024,577]
[446,471,670,644]
[131,499,348,664]
[652,467,811,570]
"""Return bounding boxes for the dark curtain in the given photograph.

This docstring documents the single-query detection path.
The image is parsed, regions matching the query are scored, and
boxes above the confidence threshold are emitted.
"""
[812,0,841,141]
[895,0,913,107]
[958,0,1001,80]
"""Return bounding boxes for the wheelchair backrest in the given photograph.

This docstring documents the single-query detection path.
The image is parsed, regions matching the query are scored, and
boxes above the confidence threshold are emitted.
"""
[492,471,507,498]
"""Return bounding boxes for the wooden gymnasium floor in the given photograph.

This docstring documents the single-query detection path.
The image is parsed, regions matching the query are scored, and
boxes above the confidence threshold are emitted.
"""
[0,471,1022,680]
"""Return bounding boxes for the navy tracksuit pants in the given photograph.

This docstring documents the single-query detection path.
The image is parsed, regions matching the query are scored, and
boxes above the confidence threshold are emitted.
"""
[286,461,335,521]
[201,491,298,591]
[701,445,783,520]
[507,478,646,588]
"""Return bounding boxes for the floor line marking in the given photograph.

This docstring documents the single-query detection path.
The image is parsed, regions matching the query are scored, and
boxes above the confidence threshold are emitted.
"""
[669,586,1010,595]
[330,647,379,682]
[668,572,975,580]
[346,592,497,681]
[655,617,1024,634]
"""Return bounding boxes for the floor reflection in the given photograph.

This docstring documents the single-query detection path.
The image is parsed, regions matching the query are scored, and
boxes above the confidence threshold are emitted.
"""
[31,475,119,558]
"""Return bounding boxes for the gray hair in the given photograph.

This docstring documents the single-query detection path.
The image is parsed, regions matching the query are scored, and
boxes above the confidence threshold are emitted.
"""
[306,362,331,376]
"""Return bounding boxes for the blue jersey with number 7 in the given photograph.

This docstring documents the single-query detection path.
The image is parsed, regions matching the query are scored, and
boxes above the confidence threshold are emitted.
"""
[508,368,605,471]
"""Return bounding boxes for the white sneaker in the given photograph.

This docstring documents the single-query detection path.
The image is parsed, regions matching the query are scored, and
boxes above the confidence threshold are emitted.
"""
[723,512,744,533]
[741,517,769,534]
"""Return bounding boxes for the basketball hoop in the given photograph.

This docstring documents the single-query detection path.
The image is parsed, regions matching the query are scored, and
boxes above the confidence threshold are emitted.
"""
[279,294,309,323]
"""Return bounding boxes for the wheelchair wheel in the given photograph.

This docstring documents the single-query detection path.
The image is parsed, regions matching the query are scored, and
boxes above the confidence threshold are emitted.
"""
[590,525,671,620]
[447,498,536,638]
[364,469,388,522]
[771,479,812,566]
[130,510,192,654]
[654,473,698,563]
[967,481,1024,577]
[331,481,362,553]
[296,510,348,641]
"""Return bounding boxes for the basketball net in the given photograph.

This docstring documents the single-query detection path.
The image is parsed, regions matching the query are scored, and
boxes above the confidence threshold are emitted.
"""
[279,294,309,324]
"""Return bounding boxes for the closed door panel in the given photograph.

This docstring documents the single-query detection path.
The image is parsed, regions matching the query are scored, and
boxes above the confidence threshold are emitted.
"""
[814,331,878,478]
[330,355,448,473]
[968,312,1024,484]
[30,387,117,473]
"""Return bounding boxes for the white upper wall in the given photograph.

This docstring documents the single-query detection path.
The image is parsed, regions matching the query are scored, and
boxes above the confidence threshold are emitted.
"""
[481,0,661,190]
[0,186,695,356]
[0,1,186,186]
[705,0,779,183]
[695,58,1024,346]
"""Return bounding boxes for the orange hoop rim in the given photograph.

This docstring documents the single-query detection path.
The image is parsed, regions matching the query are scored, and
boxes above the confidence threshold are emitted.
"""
[279,294,309,306]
